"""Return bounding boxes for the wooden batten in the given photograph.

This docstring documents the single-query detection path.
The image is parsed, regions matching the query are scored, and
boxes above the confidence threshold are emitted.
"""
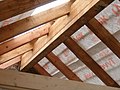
[64,37,119,87]
[33,63,51,76]
[86,18,120,59]
[46,52,82,81]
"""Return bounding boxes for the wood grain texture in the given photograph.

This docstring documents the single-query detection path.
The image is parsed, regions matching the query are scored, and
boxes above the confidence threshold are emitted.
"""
[46,52,82,81]
[86,18,120,59]
[0,2,70,43]
[0,0,55,21]
[0,56,21,69]
[0,69,119,90]
[33,63,51,76]
[20,0,114,71]
[0,23,52,55]
[20,0,100,71]
[0,43,33,64]
[64,37,119,87]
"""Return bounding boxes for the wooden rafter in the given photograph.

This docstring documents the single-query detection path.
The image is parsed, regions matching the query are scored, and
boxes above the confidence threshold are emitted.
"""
[0,43,33,64]
[0,1,71,43]
[64,37,119,87]
[0,22,52,55]
[46,52,82,81]
[33,63,51,76]
[20,0,100,71]
[0,0,55,21]
[20,0,113,71]
[0,56,21,69]
[0,69,119,90]
[86,18,120,59]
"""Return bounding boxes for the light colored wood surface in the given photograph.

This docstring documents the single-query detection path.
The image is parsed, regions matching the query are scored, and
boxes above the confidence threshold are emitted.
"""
[0,1,71,42]
[0,43,33,64]
[20,0,99,71]
[0,22,51,55]
[0,69,119,90]
[0,56,21,69]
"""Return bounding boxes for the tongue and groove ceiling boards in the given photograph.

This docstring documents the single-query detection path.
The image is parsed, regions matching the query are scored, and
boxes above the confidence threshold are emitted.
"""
[0,0,120,89]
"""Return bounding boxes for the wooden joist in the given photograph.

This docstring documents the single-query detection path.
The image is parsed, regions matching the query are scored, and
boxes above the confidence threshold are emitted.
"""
[46,52,82,81]
[86,18,120,59]
[64,37,119,87]
[0,22,52,55]
[0,69,119,90]
[0,1,71,43]
[0,0,55,21]
[20,0,100,71]
[33,63,51,76]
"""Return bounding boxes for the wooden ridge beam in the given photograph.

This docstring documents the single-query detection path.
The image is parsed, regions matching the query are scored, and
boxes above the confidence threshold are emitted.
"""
[46,52,82,81]
[20,0,114,71]
[0,1,71,43]
[33,63,51,76]
[86,18,120,59]
[0,69,119,90]
[64,37,119,87]
[0,0,55,21]
[0,22,52,55]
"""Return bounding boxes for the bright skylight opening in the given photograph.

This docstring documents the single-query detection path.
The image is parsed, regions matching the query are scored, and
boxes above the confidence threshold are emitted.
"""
[31,0,70,16]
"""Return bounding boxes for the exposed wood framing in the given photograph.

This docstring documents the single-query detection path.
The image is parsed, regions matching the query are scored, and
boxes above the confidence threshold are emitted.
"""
[33,63,51,76]
[0,0,55,21]
[0,22,52,55]
[64,37,119,87]
[86,18,120,59]
[46,52,82,81]
[0,43,33,64]
[0,70,119,90]
[0,56,21,69]
[0,2,71,43]
[20,0,101,71]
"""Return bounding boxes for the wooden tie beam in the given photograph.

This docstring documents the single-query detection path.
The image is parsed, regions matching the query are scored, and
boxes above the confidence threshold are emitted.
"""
[0,69,119,90]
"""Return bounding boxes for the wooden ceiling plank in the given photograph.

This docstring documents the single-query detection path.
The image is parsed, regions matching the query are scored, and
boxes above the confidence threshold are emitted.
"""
[46,52,82,81]
[86,18,120,59]
[0,0,55,21]
[20,0,100,71]
[0,1,71,43]
[0,69,119,90]
[33,63,51,76]
[0,22,52,55]
[0,56,21,69]
[64,37,119,87]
